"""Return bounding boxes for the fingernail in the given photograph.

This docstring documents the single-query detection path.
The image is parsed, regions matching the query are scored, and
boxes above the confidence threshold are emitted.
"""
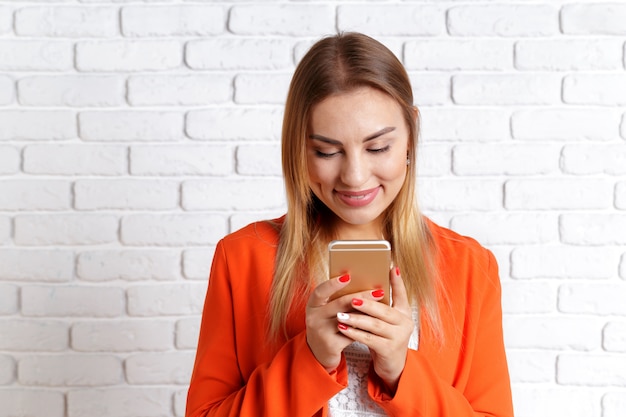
[338,323,349,331]
[337,312,350,321]
[395,266,400,276]
[338,274,350,283]
[352,298,363,307]
[371,289,385,298]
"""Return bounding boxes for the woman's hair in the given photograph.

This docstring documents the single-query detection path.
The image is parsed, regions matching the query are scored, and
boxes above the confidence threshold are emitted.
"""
[269,32,441,341]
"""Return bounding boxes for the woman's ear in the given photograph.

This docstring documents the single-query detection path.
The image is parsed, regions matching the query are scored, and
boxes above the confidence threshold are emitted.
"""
[411,106,419,122]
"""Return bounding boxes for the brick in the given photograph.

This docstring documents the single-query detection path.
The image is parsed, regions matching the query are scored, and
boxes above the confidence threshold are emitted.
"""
[174,390,186,417]
[127,283,206,316]
[182,179,286,211]
[0,355,14,385]
[79,111,183,142]
[130,145,232,176]
[0,180,70,210]
[451,213,557,245]
[74,179,179,210]
[0,75,13,105]
[512,246,617,279]
[506,350,555,383]
[603,392,626,417]
[503,316,601,350]
[15,214,118,246]
[452,74,560,105]
[76,40,182,72]
[77,250,181,281]
[0,250,73,282]
[128,74,231,106]
[121,214,226,246]
[122,5,225,36]
[182,248,215,280]
[404,40,513,70]
[0,146,18,174]
[512,109,619,141]
[621,253,626,279]
[0,6,10,35]
[617,182,626,209]
[448,4,557,36]
[501,282,555,314]
[236,144,281,176]
[603,322,626,352]
[125,352,195,384]
[559,284,626,316]
[24,145,127,175]
[453,143,559,175]
[0,40,72,71]
[0,284,18,315]
[68,388,172,417]
[231,4,334,35]
[234,73,291,104]
[18,75,125,107]
[562,4,626,35]
[560,214,626,245]
[515,39,622,70]
[558,354,626,386]
[0,216,9,244]
[176,317,201,349]
[418,179,503,211]
[0,320,68,351]
[511,387,598,417]
[186,38,292,70]
[505,179,613,210]
[72,320,174,352]
[561,144,626,175]
[0,389,64,417]
[0,110,76,140]
[418,108,510,141]
[409,73,451,106]
[18,355,122,386]
[416,144,451,177]
[337,5,443,35]
[22,285,125,317]
[563,74,626,105]
[15,6,117,37]
[186,108,282,141]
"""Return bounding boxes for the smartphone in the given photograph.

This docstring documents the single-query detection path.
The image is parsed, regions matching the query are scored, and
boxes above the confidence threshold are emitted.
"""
[328,240,391,305]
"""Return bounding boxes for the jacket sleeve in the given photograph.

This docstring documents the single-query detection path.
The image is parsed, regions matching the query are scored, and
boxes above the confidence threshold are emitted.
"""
[368,250,514,417]
[186,240,348,417]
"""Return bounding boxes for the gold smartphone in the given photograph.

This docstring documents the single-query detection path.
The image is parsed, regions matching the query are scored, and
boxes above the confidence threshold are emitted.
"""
[328,240,391,305]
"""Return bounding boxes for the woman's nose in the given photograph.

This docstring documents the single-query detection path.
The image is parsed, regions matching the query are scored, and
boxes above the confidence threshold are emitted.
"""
[340,154,368,187]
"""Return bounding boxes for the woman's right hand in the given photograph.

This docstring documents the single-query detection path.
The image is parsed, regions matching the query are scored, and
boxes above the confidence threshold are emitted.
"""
[305,274,355,372]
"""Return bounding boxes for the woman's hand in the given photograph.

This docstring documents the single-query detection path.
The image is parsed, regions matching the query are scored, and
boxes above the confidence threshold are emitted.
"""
[305,274,356,372]
[335,267,413,392]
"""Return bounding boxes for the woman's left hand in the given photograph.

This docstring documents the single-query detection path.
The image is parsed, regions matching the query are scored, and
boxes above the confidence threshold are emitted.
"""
[336,266,413,392]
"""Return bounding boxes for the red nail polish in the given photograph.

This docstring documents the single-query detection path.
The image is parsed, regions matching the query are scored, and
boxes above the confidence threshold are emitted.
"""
[395,266,400,276]
[338,323,349,331]
[352,298,363,307]
[371,289,385,298]
[338,274,350,283]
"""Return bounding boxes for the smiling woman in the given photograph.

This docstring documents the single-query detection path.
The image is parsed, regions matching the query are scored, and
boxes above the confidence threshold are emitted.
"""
[186,32,513,417]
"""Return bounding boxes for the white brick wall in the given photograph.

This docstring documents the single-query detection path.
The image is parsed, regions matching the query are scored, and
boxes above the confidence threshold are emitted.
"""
[0,2,624,417]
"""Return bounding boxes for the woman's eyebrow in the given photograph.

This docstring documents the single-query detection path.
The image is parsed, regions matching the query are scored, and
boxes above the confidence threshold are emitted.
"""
[308,126,396,144]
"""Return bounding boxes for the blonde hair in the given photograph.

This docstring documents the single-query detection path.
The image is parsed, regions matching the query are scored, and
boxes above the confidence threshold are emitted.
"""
[269,32,441,342]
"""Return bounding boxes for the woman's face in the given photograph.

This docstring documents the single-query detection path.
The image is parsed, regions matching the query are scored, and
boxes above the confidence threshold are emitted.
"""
[306,86,411,239]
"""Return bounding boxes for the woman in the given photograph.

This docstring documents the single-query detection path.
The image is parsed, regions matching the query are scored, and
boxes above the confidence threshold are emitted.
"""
[186,32,513,417]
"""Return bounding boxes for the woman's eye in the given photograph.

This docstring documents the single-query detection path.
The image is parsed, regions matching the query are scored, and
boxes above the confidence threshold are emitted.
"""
[315,150,340,158]
[368,145,390,154]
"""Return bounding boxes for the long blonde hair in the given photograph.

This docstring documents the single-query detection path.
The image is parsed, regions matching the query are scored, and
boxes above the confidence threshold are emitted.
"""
[269,32,441,341]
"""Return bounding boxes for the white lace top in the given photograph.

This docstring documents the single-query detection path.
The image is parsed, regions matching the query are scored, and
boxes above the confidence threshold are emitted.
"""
[328,307,420,417]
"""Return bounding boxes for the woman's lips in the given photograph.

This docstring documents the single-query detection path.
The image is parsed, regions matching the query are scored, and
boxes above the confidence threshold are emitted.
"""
[335,186,381,207]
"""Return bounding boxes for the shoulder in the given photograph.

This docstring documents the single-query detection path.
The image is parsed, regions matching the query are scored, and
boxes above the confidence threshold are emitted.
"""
[218,215,284,256]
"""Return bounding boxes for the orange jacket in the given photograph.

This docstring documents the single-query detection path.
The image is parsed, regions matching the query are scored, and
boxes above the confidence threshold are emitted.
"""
[186,218,514,417]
